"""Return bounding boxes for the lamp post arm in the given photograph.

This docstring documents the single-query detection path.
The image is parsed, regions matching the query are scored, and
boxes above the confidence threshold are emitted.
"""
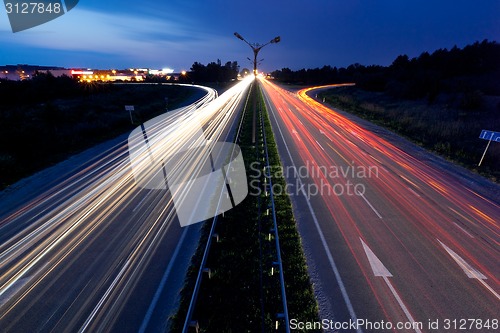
[234,32,280,76]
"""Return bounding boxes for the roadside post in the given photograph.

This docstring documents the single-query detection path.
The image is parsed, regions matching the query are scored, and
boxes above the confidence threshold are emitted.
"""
[125,105,135,124]
[478,129,500,166]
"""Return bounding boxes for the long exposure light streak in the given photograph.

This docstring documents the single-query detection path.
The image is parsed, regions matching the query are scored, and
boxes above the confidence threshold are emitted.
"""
[0,78,252,332]
[127,79,251,226]
[260,77,499,331]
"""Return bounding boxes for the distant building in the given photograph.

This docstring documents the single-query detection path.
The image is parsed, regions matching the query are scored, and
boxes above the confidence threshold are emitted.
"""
[0,70,20,81]
[0,65,71,81]
[42,69,72,77]
[0,65,69,80]
[0,65,183,83]
[70,69,145,82]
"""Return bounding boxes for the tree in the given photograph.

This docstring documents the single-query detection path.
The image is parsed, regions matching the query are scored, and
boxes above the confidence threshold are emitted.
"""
[189,60,240,82]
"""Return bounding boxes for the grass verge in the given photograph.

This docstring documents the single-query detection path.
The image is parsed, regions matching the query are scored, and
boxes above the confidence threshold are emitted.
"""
[170,82,319,332]
[0,83,200,189]
[319,86,499,182]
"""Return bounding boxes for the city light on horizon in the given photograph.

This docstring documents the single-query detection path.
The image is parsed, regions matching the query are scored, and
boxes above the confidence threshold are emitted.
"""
[0,1,498,71]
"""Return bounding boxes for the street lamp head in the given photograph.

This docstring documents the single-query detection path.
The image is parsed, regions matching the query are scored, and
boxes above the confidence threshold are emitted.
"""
[234,32,244,41]
[234,32,280,77]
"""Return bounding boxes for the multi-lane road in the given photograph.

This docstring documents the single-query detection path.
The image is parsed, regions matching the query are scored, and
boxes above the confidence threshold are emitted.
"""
[0,79,252,332]
[1,76,497,332]
[260,78,499,332]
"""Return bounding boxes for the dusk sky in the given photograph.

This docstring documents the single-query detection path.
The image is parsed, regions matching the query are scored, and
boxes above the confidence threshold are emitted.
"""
[1,0,499,72]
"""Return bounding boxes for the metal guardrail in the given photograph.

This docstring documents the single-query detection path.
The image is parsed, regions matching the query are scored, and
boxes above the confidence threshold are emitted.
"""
[258,83,290,333]
[182,81,289,333]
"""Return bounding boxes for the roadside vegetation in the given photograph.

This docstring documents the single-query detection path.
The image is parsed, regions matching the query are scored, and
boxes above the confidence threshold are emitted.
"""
[318,86,499,181]
[146,59,241,92]
[171,82,319,332]
[0,73,199,189]
[273,40,500,181]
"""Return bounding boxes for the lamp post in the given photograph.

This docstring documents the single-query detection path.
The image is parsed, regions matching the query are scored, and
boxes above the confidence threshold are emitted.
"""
[234,32,280,76]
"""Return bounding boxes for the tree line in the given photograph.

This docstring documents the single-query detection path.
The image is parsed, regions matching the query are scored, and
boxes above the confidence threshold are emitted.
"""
[188,59,240,83]
[0,74,197,189]
[271,40,500,103]
[0,72,87,105]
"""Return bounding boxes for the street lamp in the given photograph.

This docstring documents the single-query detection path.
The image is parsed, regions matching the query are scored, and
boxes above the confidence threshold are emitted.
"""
[234,32,280,76]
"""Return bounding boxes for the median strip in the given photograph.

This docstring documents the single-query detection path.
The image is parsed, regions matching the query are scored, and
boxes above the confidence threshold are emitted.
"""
[170,80,319,332]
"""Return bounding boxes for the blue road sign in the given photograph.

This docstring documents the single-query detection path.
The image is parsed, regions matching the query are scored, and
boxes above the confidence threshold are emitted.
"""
[479,130,500,142]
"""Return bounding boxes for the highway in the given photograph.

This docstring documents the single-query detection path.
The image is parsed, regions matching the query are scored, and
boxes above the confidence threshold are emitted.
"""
[0,78,252,333]
[260,78,499,332]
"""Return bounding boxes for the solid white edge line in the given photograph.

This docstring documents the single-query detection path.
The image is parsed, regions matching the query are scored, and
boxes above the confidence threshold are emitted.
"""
[262,87,362,333]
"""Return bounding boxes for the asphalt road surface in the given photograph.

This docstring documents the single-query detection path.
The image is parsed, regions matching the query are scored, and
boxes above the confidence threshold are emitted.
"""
[260,78,499,333]
[0,79,252,333]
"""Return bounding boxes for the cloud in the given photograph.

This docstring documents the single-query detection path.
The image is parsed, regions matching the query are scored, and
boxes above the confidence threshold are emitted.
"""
[0,7,238,68]
[4,9,184,48]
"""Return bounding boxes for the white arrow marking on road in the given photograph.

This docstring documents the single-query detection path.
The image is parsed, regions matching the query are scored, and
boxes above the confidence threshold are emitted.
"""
[320,129,325,135]
[360,239,422,333]
[361,239,392,277]
[438,240,486,279]
[438,239,499,300]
